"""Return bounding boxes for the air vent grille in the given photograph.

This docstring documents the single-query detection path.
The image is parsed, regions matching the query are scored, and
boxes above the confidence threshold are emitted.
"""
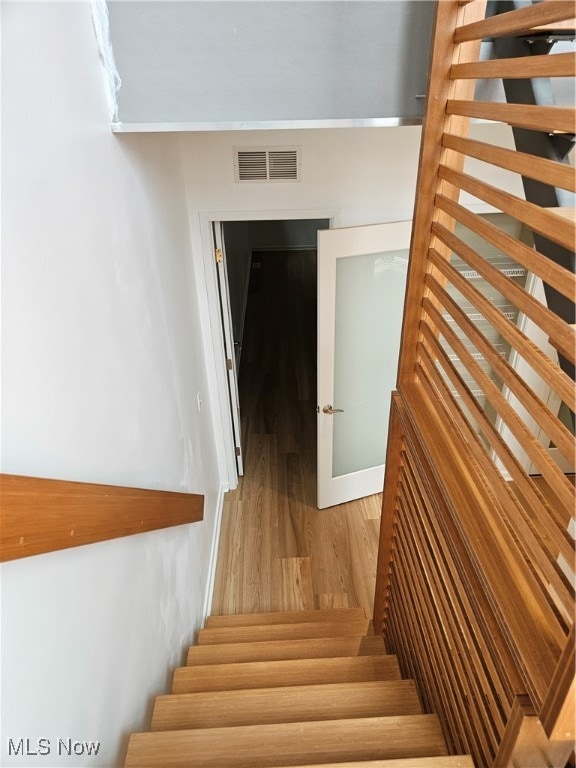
[235,147,301,183]
[237,151,268,181]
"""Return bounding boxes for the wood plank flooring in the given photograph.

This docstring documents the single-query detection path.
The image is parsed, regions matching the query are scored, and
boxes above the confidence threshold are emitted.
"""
[212,249,382,617]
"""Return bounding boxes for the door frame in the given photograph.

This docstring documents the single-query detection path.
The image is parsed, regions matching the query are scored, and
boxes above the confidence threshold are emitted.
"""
[199,208,338,489]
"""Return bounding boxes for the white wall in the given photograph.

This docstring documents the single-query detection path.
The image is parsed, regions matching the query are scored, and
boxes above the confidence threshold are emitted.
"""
[181,122,520,227]
[181,126,425,227]
[1,3,221,766]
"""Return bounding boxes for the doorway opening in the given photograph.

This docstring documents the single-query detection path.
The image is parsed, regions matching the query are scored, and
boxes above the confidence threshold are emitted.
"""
[208,214,414,508]
[219,219,329,490]
[240,246,318,502]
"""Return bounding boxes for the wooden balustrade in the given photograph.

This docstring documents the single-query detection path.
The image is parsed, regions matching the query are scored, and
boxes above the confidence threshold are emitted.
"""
[374,1,575,766]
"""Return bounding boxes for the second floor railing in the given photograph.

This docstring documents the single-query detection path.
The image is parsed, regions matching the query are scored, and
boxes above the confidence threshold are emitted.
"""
[374,1,575,766]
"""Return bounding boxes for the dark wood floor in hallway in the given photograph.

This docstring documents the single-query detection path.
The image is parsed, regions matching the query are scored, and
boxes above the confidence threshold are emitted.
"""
[211,249,382,618]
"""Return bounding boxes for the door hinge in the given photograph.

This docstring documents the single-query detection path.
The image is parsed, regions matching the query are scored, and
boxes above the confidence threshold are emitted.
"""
[235,446,241,457]
[226,358,233,371]
[215,248,223,264]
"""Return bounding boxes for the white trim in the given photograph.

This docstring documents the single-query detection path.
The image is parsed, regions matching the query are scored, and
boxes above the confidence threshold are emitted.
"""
[215,222,244,476]
[111,118,422,134]
[199,208,339,491]
[202,481,228,623]
[200,209,340,225]
[198,217,239,489]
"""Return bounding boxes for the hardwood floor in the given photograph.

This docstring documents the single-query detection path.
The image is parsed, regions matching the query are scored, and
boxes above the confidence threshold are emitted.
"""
[211,249,382,618]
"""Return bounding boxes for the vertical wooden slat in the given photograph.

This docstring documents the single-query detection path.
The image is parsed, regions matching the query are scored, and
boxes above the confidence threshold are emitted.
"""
[373,396,403,633]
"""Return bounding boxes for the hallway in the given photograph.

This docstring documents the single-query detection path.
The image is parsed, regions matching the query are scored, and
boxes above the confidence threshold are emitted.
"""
[211,249,382,618]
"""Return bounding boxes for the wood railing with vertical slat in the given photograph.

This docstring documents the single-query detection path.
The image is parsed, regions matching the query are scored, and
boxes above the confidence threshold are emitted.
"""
[373,1,575,767]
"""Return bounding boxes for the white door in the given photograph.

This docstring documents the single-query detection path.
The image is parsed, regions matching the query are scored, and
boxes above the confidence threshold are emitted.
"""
[317,221,411,509]
[213,222,244,475]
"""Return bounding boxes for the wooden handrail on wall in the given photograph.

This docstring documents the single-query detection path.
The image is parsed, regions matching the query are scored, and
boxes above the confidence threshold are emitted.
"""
[374,1,575,767]
[0,473,204,562]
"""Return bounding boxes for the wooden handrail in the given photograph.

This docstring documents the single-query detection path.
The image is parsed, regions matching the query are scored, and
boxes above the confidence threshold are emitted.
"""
[0,473,204,561]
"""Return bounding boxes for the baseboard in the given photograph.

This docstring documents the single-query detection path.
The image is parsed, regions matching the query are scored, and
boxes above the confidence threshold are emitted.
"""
[202,481,228,622]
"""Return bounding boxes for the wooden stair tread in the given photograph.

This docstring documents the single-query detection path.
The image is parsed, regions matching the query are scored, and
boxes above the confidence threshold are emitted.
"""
[197,619,370,644]
[124,714,448,767]
[274,758,475,768]
[151,679,421,730]
[186,635,386,665]
[172,654,401,693]
[206,608,367,627]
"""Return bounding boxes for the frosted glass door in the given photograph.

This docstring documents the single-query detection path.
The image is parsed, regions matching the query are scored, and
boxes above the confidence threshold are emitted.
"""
[317,221,411,509]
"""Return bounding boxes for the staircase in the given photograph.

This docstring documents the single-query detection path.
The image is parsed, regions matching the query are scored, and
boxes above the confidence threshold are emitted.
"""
[124,609,474,767]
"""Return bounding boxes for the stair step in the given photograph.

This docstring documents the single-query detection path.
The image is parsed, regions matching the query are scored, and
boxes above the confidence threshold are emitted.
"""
[275,758,475,768]
[206,608,367,628]
[197,618,370,645]
[172,654,400,694]
[124,714,448,767]
[151,680,421,730]
[187,634,386,665]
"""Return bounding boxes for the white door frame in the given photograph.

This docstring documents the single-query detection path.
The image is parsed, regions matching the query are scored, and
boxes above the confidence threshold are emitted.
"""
[213,222,244,476]
[199,208,339,489]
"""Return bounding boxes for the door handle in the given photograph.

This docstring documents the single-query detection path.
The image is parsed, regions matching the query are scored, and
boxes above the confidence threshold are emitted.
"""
[322,404,344,415]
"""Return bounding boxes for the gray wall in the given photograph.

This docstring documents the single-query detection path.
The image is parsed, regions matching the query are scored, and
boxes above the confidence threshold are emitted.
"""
[108,1,435,125]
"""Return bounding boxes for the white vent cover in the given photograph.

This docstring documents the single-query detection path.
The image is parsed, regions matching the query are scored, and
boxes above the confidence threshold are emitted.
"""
[234,147,301,183]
